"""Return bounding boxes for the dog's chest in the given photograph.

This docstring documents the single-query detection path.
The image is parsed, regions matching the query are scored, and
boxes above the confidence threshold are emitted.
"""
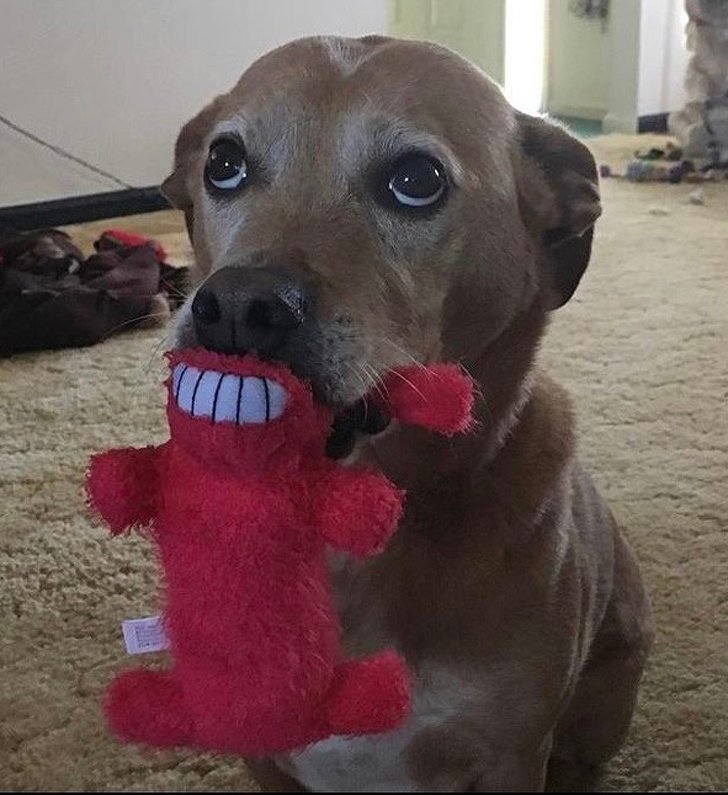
[277,667,467,792]
[276,552,471,792]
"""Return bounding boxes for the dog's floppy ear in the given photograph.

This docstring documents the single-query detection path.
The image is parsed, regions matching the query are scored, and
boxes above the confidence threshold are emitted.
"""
[514,112,601,309]
[161,96,226,242]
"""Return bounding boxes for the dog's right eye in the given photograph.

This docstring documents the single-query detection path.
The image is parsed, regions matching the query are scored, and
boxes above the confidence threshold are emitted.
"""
[205,137,248,193]
[386,154,447,211]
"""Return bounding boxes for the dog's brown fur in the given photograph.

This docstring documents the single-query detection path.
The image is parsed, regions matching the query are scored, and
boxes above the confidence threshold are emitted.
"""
[163,36,653,792]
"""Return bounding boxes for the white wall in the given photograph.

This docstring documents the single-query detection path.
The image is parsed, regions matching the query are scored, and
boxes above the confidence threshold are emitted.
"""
[545,0,689,130]
[638,0,688,116]
[0,0,387,206]
[604,0,688,133]
[388,0,505,84]
[504,0,547,115]
[603,0,643,133]
[665,0,690,112]
[546,0,608,120]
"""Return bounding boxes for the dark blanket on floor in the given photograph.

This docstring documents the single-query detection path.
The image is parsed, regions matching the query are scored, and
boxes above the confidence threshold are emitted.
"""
[0,228,188,357]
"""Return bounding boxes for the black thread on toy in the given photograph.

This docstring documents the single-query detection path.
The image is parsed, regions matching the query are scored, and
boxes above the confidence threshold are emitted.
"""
[190,370,205,416]
[262,378,271,422]
[175,365,189,401]
[236,377,245,425]
[211,373,226,423]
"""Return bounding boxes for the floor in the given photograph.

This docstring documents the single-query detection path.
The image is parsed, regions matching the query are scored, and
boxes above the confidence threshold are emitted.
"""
[1,134,727,791]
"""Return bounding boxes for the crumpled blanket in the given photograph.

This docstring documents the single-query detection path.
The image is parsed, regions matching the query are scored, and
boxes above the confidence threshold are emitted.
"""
[0,228,189,357]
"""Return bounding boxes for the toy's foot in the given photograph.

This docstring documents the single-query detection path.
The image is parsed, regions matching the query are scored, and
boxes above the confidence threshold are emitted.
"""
[326,651,410,736]
[105,668,194,748]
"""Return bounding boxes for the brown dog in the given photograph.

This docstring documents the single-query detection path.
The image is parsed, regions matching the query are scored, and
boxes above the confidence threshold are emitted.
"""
[161,35,653,792]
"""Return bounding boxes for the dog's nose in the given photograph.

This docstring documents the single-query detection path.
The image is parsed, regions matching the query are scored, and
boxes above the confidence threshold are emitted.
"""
[191,265,309,357]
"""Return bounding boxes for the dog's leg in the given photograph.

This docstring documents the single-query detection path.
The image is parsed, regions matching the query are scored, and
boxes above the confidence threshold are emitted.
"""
[407,725,553,792]
[546,530,654,791]
[469,741,553,792]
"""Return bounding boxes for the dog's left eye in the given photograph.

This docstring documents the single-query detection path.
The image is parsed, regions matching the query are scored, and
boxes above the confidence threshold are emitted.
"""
[388,154,447,209]
[205,137,248,193]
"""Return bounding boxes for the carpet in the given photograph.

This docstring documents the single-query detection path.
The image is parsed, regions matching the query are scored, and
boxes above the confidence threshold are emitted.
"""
[1,134,726,791]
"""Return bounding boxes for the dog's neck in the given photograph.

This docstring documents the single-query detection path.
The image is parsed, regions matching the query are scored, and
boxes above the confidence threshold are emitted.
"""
[366,303,548,490]
[464,301,548,460]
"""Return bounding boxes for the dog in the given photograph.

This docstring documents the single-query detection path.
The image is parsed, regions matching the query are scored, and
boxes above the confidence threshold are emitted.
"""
[161,35,654,792]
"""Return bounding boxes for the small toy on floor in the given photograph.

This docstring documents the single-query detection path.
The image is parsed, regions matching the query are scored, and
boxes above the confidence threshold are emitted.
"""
[599,147,728,185]
[633,142,683,162]
[86,350,474,758]
[95,228,168,263]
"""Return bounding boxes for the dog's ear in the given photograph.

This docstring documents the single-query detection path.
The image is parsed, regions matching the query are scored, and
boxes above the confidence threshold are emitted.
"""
[514,112,601,309]
[161,96,226,242]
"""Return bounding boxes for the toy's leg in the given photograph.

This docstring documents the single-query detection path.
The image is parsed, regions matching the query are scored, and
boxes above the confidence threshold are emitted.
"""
[105,668,194,748]
[325,651,410,736]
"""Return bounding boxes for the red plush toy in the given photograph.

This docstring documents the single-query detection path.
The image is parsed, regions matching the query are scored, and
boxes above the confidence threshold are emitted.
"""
[86,349,473,757]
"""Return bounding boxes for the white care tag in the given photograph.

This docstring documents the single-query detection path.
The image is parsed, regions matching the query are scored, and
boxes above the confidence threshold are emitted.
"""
[122,615,170,654]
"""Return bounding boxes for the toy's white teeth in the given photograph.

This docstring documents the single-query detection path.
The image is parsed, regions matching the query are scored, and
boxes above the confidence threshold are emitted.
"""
[171,364,287,424]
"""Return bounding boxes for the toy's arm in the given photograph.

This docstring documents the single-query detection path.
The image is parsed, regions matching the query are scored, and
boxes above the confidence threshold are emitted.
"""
[86,445,161,535]
[316,467,404,559]
[373,363,475,435]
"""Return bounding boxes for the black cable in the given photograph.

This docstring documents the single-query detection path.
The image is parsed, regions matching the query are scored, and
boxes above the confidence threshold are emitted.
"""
[0,112,132,189]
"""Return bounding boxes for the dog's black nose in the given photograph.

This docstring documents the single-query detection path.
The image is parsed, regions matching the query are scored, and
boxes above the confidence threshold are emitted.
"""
[191,289,221,325]
[191,265,309,357]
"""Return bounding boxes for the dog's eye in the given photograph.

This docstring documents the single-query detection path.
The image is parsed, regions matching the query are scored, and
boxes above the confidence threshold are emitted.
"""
[388,154,447,209]
[205,138,248,193]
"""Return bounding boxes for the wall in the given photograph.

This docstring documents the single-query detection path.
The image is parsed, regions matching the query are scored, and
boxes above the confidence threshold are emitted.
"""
[603,0,643,133]
[0,0,387,206]
[504,0,547,114]
[546,0,608,120]
[604,0,689,132]
[388,0,505,84]
[546,0,688,130]
[638,0,688,116]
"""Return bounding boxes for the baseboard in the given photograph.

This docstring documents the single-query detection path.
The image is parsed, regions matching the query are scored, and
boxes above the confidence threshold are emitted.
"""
[602,112,639,134]
[0,186,171,232]
[603,112,671,135]
[545,102,606,122]
[637,113,669,134]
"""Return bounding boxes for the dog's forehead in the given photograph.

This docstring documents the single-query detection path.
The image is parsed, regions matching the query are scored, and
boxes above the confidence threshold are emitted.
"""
[215,36,513,164]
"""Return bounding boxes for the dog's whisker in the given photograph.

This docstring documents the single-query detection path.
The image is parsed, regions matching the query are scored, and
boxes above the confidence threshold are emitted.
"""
[381,338,428,371]
[183,265,224,301]
[143,331,173,375]
[343,361,372,398]
[362,362,390,403]
[98,311,170,342]
[387,368,427,402]
[363,364,388,401]
[163,284,188,300]
[457,361,487,407]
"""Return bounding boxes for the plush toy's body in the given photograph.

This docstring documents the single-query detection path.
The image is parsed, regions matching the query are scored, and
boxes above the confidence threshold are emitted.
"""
[87,349,473,757]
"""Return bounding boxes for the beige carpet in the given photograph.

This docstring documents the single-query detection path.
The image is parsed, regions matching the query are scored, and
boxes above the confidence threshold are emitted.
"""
[1,135,726,791]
